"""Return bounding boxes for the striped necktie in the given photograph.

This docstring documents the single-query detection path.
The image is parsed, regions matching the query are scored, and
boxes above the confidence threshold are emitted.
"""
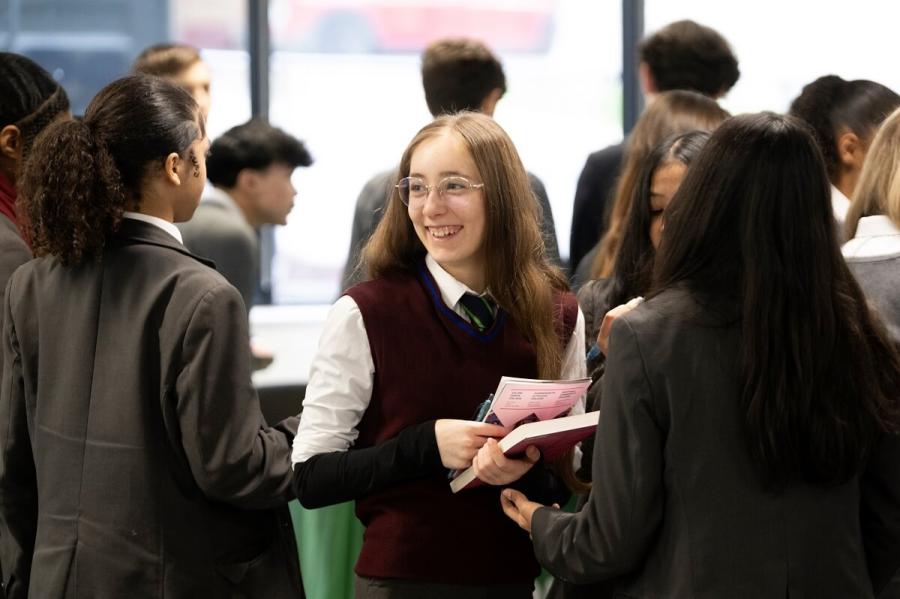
[458,292,496,332]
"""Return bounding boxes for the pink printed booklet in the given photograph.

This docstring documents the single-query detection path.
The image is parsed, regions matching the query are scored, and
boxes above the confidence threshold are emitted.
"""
[449,410,600,493]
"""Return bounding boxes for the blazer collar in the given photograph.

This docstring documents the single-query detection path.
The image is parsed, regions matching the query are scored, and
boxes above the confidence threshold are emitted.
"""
[113,218,216,269]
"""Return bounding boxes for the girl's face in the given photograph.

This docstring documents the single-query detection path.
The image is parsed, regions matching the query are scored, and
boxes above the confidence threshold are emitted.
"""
[407,130,487,290]
[649,160,687,249]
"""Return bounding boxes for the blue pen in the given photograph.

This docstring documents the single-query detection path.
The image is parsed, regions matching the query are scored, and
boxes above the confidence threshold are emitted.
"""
[586,343,601,362]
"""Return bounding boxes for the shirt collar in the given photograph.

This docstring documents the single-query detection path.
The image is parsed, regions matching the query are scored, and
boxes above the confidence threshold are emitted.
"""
[122,211,183,244]
[425,254,492,309]
[831,185,850,220]
[843,215,900,260]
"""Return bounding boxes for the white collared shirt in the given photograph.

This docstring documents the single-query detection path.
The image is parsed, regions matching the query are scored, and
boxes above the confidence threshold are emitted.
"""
[842,215,900,260]
[291,255,587,465]
[831,185,851,231]
[122,211,184,244]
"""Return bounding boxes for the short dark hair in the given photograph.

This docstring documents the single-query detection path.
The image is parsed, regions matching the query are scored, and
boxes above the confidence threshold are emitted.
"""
[639,20,739,97]
[0,52,70,156]
[789,75,900,182]
[132,43,202,78]
[421,38,506,117]
[206,118,313,188]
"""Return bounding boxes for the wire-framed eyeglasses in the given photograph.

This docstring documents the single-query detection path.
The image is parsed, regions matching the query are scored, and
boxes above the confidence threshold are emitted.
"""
[395,175,485,208]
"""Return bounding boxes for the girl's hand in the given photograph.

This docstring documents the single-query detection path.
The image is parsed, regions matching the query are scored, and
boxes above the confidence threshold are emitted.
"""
[472,438,540,485]
[434,419,507,469]
[597,296,644,355]
[500,488,553,534]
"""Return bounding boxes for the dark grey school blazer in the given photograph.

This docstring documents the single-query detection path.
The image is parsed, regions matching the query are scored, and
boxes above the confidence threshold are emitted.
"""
[533,287,900,599]
[0,219,303,599]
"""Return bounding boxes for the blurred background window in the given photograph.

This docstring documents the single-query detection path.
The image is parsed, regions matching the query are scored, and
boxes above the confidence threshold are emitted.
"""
[644,0,900,116]
[0,0,250,139]
[267,0,623,303]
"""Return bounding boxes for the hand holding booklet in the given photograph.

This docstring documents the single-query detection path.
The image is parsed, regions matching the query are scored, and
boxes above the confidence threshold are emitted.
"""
[449,376,598,493]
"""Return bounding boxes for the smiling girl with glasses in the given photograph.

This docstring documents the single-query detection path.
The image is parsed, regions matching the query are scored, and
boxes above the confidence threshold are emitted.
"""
[291,112,587,598]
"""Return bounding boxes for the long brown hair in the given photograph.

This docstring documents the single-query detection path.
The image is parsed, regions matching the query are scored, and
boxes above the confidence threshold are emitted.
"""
[653,113,900,486]
[363,112,569,380]
[592,90,729,278]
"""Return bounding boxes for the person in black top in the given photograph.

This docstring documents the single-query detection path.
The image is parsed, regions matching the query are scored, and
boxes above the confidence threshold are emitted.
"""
[569,19,739,274]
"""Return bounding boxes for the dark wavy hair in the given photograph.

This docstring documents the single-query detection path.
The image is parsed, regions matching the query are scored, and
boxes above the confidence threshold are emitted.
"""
[605,131,710,311]
[639,20,739,97]
[0,52,70,167]
[20,75,201,265]
[789,75,900,183]
[207,118,313,188]
[653,112,900,487]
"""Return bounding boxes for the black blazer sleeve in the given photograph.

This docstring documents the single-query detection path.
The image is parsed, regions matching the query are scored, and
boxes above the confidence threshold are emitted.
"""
[531,315,664,584]
[860,430,900,594]
[175,282,296,510]
[0,282,37,599]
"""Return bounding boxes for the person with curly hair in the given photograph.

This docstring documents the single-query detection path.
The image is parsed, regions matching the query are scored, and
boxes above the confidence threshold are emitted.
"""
[0,75,304,598]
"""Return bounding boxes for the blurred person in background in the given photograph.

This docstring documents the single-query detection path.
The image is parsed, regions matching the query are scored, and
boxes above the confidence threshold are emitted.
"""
[789,75,900,238]
[132,42,213,122]
[341,37,561,291]
[178,118,313,312]
[843,105,900,346]
[573,90,729,287]
[569,19,739,275]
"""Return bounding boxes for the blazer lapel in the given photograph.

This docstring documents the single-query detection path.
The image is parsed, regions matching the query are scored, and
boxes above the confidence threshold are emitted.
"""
[113,218,217,269]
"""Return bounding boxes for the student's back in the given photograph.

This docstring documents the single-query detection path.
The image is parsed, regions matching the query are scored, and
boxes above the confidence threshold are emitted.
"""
[0,75,303,599]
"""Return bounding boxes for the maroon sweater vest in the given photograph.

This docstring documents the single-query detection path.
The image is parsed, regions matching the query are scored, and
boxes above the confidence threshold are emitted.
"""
[345,263,577,585]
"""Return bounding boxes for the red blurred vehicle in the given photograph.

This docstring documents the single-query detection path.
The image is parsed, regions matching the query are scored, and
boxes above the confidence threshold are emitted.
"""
[270,0,556,54]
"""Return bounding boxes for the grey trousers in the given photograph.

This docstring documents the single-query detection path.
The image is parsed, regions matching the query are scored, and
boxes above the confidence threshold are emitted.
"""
[354,576,534,599]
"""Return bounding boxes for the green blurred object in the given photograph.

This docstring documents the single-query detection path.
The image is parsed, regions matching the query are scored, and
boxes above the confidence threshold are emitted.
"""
[290,500,364,599]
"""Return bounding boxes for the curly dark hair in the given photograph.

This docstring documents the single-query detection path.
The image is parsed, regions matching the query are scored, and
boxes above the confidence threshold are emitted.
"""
[207,118,313,188]
[0,52,70,162]
[639,20,739,97]
[20,75,201,265]
[789,75,900,182]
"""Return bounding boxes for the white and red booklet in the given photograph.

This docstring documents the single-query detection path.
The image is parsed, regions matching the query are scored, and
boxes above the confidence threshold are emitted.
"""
[449,411,600,493]
[449,376,595,493]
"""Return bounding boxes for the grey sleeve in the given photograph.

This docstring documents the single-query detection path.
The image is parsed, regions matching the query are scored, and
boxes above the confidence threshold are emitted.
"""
[531,316,664,584]
[340,171,394,293]
[175,283,295,510]
[528,173,562,268]
[0,281,37,598]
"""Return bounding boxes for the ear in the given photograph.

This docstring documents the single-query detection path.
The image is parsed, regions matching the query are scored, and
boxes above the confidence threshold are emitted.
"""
[836,131,865,171]
[639,62,657,95]
[0,125,22,161]
[235,168,259,192]
[163,152,182,186]
[479,87,504,117]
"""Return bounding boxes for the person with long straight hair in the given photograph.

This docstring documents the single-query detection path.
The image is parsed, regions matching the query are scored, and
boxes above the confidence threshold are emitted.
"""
[292,112,585,598]
[501,113,900,598]
[578,90,728,285]
[844,105,900,344]
[0,75,303,598]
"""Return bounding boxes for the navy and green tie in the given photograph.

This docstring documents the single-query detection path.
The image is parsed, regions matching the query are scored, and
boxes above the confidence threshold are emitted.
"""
[458,292,495,332]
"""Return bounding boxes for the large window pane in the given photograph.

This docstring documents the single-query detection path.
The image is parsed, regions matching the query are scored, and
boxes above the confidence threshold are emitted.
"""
[268,0,622,304]
[1,0,250,139]
[644,2,900,116]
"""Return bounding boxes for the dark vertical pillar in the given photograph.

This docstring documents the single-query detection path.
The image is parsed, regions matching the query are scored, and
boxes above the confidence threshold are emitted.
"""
[622,0,645,136]
[248,0,274,303]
